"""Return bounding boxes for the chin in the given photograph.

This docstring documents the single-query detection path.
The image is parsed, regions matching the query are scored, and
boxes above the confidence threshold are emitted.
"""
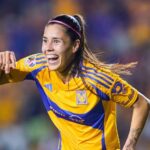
[47,62,61,71]
[48,65,59,71]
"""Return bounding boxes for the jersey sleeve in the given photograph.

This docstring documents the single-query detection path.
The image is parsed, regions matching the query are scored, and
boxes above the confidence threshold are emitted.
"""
[110,75,138,108]
[0,53,47,84]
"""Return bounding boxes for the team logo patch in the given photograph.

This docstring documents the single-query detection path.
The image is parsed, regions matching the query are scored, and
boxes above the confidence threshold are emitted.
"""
[25,56,36,67]
[76,90,88,105]
[112,82,123,94]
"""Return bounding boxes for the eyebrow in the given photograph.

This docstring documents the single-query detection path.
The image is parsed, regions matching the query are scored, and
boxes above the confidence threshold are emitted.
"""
[43,36,47,39]
[42,36,63,40]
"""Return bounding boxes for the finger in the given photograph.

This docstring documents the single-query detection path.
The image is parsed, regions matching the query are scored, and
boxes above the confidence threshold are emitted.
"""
[5,51,11,74]
[0,53,2,69]
[5,51,11,65]
[2,52,6,70]
[5,63,10,74]
[10,51,16,68]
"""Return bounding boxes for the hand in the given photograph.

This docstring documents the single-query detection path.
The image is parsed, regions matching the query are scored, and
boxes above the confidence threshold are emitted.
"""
[0,51,16,74]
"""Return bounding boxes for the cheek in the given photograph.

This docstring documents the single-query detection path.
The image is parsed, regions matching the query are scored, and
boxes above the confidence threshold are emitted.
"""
[55,47,66,56]
[60,50,74,64]
[41,44,45,53]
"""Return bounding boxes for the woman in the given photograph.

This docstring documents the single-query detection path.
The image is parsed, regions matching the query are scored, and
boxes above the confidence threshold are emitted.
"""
[0,14,149,150]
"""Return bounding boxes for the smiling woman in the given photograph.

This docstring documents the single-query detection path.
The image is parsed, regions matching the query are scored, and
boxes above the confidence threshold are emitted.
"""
[42,23,79,77]
[0,14,149,150]
[41,15,82,83]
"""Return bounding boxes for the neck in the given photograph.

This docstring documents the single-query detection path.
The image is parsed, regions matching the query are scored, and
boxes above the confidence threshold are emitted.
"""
[56,62,75,84]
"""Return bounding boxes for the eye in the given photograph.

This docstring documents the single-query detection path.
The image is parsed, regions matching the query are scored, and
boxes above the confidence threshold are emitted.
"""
[53,39,61,44]
[42,38,47,43]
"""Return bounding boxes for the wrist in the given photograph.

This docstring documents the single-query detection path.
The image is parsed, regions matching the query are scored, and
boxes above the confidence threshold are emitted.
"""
[123,139,136,150]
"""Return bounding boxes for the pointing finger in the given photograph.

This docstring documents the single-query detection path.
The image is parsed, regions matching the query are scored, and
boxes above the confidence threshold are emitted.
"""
[10,51,16,68]
[5,51,11,74]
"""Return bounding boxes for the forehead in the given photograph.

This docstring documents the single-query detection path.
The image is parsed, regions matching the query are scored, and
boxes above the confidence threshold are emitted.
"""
[44,24,67,37]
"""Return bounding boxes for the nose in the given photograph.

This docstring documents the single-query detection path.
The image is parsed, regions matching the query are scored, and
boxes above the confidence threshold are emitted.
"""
[44,49,54,55]
[42,42,54,54]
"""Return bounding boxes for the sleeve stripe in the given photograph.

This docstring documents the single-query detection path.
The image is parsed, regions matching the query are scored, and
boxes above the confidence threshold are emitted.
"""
[81,65,114,82]
[82,70,113,86]
[36,61,47,64]
[81,74,110,89]
[90,83,110,100]
[36,56,46,60]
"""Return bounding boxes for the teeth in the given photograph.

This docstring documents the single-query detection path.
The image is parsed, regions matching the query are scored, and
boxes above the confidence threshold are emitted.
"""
[48,58,57,60]
[46,55,59,63]
[47,55,58,59]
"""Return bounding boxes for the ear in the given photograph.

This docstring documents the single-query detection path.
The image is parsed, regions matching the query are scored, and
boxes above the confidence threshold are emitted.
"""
[72,39,80,53]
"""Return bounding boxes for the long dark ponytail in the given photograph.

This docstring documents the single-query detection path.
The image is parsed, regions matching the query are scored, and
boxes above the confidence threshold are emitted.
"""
[73,14,137,76]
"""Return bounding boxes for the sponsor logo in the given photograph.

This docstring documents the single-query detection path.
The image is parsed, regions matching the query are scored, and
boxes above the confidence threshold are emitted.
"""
[45,84,52,92]
[49,106,85,124]
[69,115,84,124]
[50,106,65,117]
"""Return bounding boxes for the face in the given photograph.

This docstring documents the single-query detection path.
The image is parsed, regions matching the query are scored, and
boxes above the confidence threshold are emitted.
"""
[42,24,79,73]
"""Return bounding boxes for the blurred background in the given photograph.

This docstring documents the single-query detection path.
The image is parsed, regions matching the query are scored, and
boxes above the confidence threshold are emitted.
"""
[0,0,150,149]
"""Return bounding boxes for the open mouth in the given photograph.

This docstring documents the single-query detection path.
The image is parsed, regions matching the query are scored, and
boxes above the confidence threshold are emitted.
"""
[47,55,59,64]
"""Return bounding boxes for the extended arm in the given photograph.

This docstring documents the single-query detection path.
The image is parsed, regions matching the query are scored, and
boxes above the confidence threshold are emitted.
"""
[123,93,150,150]
[0,51,47,84]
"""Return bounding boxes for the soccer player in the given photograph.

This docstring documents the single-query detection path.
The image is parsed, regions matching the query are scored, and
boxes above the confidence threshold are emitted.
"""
[0,14,149,150]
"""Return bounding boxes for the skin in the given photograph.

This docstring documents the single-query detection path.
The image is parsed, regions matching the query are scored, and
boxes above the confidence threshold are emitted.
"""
[122,93,149,150]
[42,24,80,83]
[0,51,16,74]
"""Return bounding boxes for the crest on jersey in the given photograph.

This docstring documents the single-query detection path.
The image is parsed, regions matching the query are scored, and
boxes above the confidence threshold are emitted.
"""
[25,56,36,67]
[76,90,88,105]
[112,82,123,94]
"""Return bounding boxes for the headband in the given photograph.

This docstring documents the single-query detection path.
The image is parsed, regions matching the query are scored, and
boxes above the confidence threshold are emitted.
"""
[48,15,81,38]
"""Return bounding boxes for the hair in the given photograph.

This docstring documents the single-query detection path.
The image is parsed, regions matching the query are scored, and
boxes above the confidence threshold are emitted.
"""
[47,14,137,76]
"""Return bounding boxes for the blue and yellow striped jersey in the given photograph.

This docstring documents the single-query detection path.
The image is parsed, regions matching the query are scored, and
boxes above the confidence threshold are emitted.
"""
[0,53,138,150]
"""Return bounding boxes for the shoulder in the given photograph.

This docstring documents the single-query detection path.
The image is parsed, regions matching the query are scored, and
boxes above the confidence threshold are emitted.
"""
[16,53,47,72]
[81,60,119,81]
[24,53,46,66]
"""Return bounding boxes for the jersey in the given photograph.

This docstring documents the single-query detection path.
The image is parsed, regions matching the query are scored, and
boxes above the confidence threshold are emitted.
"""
[0,53,138,150]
